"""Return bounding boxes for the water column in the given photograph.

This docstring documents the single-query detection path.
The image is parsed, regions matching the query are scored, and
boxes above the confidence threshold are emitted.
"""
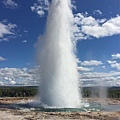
[36,0,81,108]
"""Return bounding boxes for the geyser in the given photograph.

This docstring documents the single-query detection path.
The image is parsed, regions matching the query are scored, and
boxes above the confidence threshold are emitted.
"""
[36,0,81,108]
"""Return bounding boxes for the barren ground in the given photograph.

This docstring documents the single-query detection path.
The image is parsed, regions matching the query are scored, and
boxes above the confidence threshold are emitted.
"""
[0,97,119,120]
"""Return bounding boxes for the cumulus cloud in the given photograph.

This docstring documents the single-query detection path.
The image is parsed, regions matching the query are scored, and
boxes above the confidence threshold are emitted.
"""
[81,71,120,79]
[111,63,120,70]
[78,66,94,72]
[31,0,77,17]
[80,71,120,87]
[0,67,38,86]
[0,56,7,61]
[107,60,117,64]
[0,20,17,41]
[2,0,18,9]
[74,13,120,40]
[112,53,120,59]
[31,1,120,40]
[81,60,103,66]
[108,60,120,70]
[10,80,16,85]
[0,66,120,86]
[31,0,49,17]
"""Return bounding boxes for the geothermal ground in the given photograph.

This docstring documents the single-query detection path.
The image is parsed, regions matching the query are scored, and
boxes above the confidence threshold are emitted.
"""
[0,97,120,120]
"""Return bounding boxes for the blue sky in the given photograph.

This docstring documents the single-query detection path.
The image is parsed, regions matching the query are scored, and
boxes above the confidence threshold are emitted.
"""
[0,0,120,86]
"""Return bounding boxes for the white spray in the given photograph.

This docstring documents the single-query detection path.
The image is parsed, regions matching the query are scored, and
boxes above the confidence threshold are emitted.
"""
[36,0,81,108]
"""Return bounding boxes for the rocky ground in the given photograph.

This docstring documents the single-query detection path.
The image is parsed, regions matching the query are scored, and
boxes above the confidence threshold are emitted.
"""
[0,97,119,120]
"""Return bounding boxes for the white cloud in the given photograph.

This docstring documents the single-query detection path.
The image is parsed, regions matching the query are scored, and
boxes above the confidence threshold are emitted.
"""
[76,58,81,63]
[81,60,103,66]
[31,2,120,40]
[102,66,106,69]
[24,30,28,33]
[31,0,76,17]
[111,63,120,70]
[0,67,38,86]
[2,0,18,9]
[0,66,120,86]
[112,53,120,59]
[0,81,4,85]
[80,71,120,79]
[31,2,120,39]
[78,66,94,72]
[107,60,120,70]
[107,60,117,64]
[31,0,49,17]
[74,13,120,40]
[22,40,27,43]
[0,56,7,61]
[0,20,17,41]
[80,71,120,87]
[93,10,102,15]
[10,80,16,85]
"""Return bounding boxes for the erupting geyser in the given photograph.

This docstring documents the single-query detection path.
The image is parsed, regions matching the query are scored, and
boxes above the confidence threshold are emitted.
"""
[36,0,82,108]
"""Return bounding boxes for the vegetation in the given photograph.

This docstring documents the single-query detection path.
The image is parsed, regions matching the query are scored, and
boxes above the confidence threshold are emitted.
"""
[82,87,120,98]
[0,86,119,98]
[0,86,38,97]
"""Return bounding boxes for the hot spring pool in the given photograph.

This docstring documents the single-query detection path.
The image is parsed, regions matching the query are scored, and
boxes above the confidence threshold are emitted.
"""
[6,102,102,112]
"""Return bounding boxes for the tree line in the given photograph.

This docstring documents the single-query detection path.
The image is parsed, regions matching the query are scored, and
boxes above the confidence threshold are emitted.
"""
[0,86,120,98]
[0,86,38,97]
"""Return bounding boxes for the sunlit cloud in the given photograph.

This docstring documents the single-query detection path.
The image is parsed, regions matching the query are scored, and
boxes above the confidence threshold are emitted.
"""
[107,60,120,70]
[80,71,120,86]
[93,10,102,15]
[0,56,7,61]
[74,13,120,40]
[0,67,39,86]
[78,66,94,72]
[2,0,18,9]
[31,0,49,17]
[0,20,17,41]
[81,60,103,66]
[112,53,120,59]
[22,40,27,43]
